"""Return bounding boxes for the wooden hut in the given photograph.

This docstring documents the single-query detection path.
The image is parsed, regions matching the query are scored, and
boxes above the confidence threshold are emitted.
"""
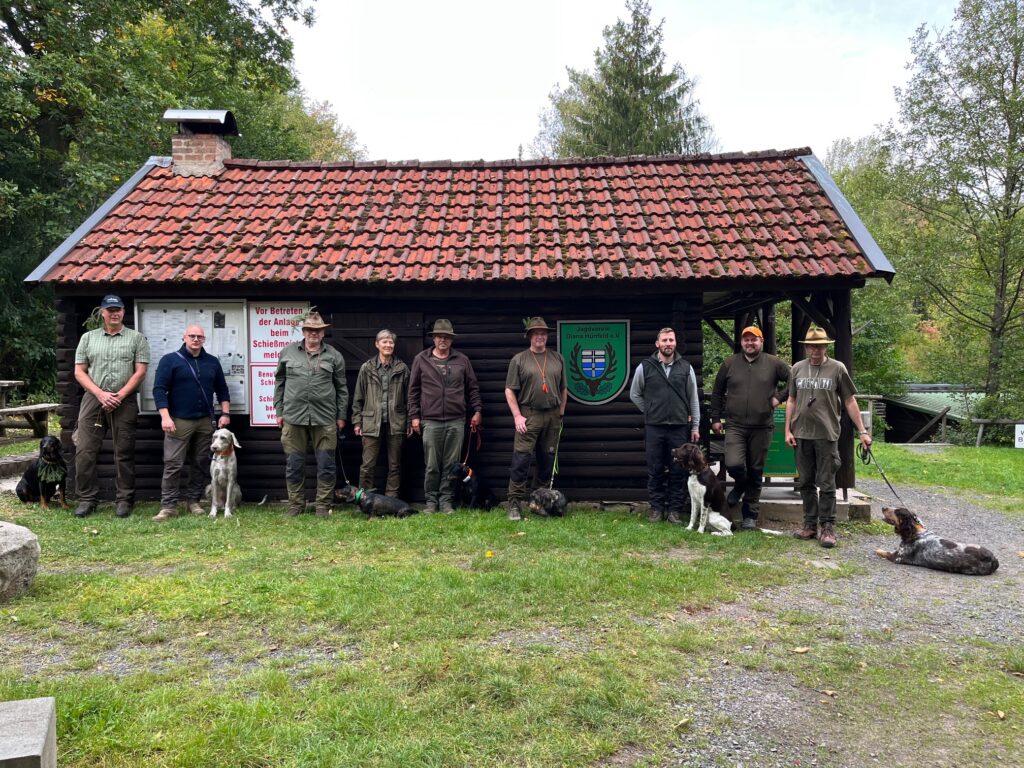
[26,110,894,504]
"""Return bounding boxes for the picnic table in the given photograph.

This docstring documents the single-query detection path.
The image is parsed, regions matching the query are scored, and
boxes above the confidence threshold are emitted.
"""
[0,380,25,437]
[0,403,60,438]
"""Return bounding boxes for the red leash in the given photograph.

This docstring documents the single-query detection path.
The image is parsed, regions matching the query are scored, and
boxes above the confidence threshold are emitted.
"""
[462,423,482,465]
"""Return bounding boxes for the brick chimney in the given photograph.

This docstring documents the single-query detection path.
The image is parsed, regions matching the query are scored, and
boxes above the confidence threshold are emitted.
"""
[162,109,239,177]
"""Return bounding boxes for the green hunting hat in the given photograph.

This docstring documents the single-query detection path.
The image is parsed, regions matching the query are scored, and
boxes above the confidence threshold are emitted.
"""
[523,317,551,337]
[430,319,457,336]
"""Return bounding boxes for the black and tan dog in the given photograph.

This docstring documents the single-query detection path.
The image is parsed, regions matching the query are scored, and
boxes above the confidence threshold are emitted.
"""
[528,487,567,517]
[336,483,417,518]
[446,462,497,510]
[876,506,999,576]
[16,435,68,510]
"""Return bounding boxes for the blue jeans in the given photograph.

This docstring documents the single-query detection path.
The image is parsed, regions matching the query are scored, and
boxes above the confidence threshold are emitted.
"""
[645,424,690,514]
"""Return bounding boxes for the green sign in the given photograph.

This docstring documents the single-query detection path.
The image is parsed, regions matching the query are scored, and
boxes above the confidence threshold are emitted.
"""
[558,320,630,406]
[763,406,797,476]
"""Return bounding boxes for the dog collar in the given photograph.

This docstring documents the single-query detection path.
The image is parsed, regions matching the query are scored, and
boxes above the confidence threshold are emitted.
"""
[216,446,234,457]
[354,488,364,502]
[462,468,473,483]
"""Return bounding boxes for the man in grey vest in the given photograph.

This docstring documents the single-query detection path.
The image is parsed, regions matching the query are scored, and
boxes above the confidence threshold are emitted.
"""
[630,327,701,523]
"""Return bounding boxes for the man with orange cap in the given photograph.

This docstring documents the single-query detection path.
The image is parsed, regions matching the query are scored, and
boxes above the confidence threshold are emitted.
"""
[709,325,790,530]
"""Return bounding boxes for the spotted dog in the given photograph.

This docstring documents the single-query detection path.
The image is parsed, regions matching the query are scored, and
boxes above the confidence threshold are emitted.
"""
[672,443,733,536]
[528,487,567,517]
[876,506,998,576]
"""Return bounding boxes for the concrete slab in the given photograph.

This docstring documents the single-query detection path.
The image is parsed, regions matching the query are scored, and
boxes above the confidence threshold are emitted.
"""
[0,697,57,768]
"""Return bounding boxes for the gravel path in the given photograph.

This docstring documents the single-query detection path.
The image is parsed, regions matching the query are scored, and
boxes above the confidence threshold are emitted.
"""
[665,479,1024,768]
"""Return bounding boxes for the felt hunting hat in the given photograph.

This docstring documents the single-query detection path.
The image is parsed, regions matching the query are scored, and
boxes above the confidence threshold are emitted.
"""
[100,294,124,310]
[523,317,552,337]
[430,319,457,336]
[741,325,763,339]
[801,326,834,345]
[300,311,329,330]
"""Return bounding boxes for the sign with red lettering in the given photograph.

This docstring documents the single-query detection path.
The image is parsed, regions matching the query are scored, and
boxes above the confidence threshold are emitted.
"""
[247,302,308,426]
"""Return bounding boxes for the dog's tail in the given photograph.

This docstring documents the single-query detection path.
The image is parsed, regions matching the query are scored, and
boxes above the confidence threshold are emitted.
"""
[257,494,268,506]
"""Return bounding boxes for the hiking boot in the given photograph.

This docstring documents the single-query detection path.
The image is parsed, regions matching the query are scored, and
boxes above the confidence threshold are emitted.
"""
[647,508,664,523]
[115,501,133,518]
[740,517,757,531]
[793,525,818,540]
[818,523,837,549]
[314,504,331,518]
[666,510,683,525]
[74,502,96,518]
[284,501,304,517]
[423,502,438,514]
[727,486,743,507]
[188,502,205,516]
[507,500,522,521]
[152,507,177,522]
[440,501,455,515]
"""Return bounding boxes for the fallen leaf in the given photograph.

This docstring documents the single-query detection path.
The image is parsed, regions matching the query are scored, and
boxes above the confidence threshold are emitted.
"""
[792,647,811,654]
[195,631,209,637]
[859,661,868,669]
[510,531,526,537]
[485,550,494,558]
[820,689,837,697]
[996,710,1006,720]
[1018,551,1024,558]
[674,717,691,732]
[391,641,400,650]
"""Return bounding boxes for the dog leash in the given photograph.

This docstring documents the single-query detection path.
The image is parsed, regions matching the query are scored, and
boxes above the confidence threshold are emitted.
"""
[461,422,482,465]
[858,443,907,507]
[335,428,351,485]
[548,423,564,490]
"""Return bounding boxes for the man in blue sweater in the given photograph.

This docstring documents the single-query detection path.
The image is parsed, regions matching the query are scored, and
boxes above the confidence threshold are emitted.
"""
[152,324,232,521]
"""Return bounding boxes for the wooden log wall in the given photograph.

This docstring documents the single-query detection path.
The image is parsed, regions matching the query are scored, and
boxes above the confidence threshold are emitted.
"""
[56,292,704,505]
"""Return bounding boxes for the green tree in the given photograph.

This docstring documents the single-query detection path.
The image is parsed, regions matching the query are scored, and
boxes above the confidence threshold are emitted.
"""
[531,0,714,158]
[1,1,360,395]
[890,0,1024,397]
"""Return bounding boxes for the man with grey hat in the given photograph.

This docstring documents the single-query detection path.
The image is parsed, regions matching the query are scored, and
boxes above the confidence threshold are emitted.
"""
[504,317,568,521]
[784,325,871,548]
[274,310,349,518]
[72,294,150,518]
[407,319,483,513]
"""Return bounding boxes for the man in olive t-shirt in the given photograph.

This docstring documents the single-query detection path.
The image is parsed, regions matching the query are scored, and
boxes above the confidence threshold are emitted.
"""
[784,326,871,548]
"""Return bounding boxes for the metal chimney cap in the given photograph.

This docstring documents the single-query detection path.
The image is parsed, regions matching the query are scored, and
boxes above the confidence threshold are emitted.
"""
[162,109,239,136]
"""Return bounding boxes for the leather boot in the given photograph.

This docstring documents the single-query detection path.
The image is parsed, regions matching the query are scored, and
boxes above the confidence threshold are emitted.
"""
[793,524,818,540]
[285,482,305,517]
[666,509,683,525]
[818,522,837,548]
[647,507,664,523]
[507,500,522,521]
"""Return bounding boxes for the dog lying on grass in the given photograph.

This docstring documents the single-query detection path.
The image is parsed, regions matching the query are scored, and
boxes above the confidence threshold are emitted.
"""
[446,462,497,510]
[671,443,733,536]
[528,487,567,517]
[876,506,999,576]
[336,483,417,518]
[16,435,68,510]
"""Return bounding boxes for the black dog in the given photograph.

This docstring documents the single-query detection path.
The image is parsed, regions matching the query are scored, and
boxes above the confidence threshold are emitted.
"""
[528,487,567,517]
[876,506,999,576]
[446,462,497,510]
[336,483,417,518]
[16,435,68,510]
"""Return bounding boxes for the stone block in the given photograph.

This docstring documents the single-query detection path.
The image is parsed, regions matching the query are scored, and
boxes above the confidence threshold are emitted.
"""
[0,521,40,603]
[0,697,57,768]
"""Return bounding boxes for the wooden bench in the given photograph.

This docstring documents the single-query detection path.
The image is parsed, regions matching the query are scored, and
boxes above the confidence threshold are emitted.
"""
[0,403,59,438]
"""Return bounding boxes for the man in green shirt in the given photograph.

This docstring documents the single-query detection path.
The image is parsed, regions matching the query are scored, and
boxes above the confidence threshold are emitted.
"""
[72,294,150,518]
[274,311,349,518]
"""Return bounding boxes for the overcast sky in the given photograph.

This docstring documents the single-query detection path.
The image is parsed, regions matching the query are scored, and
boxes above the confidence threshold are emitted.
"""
[287,0,959,162]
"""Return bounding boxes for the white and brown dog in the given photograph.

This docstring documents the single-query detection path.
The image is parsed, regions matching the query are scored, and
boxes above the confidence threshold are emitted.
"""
[207,428,242,518]
[672,443,733,536]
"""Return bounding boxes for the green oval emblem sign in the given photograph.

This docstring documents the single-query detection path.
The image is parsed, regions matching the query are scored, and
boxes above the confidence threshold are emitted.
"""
[557,320,631,406]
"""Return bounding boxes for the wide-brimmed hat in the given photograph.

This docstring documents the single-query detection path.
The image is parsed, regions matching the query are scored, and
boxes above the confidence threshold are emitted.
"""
[740,325,763,339]
[523,317,552,337]
[430,319,457,337]
[301,311,329,330]
[802,326,834,345]
[100,294,124,310]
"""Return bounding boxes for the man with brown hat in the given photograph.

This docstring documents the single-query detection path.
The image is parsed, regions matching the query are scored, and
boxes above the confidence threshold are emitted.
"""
[784,325,871,548]
[710,325,790,530]
[504,317,568,520]
[274,310,349,517]
[408,319,483,513]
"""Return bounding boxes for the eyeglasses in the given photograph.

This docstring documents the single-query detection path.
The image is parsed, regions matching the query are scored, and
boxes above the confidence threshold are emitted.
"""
[186,334,205,340]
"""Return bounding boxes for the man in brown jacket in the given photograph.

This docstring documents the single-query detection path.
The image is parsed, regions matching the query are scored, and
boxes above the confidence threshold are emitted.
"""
[709,326,790,530]
[407,320,483,513]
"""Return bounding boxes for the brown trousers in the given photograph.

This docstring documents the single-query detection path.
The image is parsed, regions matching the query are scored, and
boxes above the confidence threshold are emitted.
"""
[73,392,139,504]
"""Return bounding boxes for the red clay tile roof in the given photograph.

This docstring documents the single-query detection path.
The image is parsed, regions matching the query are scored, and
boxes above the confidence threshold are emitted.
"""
[36,149,891,285]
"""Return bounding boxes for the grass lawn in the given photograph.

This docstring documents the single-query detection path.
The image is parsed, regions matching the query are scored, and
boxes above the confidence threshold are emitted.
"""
[2,442,1022,766]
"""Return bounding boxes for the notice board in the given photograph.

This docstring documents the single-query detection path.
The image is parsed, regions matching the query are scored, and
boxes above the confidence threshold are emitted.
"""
[136,301,248,414]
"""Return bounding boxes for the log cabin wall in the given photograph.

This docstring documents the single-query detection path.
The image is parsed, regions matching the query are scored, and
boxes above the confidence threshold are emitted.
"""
[56,291,703,504]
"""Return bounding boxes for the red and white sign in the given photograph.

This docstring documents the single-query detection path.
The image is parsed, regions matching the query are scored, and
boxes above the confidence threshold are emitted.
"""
[247,302,307,426]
